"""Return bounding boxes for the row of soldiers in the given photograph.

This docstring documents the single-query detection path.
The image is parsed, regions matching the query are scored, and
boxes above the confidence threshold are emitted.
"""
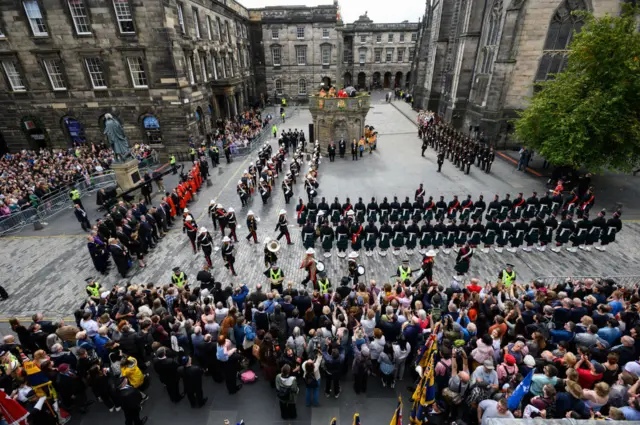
[278,128,306,153]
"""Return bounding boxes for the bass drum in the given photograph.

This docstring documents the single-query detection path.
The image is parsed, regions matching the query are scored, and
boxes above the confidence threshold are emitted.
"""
[316,260,326,272]
[357,265,365,276]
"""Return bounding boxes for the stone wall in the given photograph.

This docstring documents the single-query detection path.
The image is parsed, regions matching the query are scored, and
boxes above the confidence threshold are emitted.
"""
[308,96,371,152]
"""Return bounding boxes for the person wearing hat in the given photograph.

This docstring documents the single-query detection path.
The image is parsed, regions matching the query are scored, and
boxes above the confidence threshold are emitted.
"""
[596,209,622,251]
[226,207,238,242]
[85,278,104,302]
[264,263,285,293]
[498,264,516,288]
[350,219,364,253]
[221,236,237,276]
[183,215,198,254]
[301,219,316,250]
[259,177,271,204]
[214,203,228,235]
[471,359,498,390]
[275,209,293,245]
[264,237,278,268]
[347,252,360,286]
[363,219,378,257]
[171,267,187,288]
[414,250,436,285]
[391,217,406,254]
[245,210,258,243]
[117,376,148,424]
[497,354,518,387]
[317,271,331,295]
[454,242,473,276]
[237,179,249,207]
[319,220,334,257]
[397,259,412,282]
[282,176,294,204]
[300,248,318,289]
[196,227,214,267]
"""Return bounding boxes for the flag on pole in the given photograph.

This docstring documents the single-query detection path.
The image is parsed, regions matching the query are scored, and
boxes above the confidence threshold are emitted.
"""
[329,419,337,425]
[508,369,533,410]
[0,390,28,425]
[390,396,403,425]
[353,413,361,425]
[409,332,438,425]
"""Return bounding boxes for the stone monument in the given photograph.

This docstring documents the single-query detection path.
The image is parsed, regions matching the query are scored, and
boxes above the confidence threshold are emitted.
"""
[308,93,371,153]
[103,114,140,192]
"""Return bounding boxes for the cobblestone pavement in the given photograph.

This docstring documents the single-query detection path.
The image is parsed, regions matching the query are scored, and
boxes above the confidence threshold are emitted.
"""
[1,105,639,318]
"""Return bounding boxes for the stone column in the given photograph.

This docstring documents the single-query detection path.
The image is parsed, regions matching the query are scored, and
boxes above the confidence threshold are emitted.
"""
[228,95,237,117]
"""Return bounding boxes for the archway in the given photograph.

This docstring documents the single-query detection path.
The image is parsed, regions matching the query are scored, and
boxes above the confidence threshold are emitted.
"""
[383,72,392,89]
[141,114,162,145]
[195,107,206,136]
[395,72,403,88]
[21,116,48,150]
[357,72,366,90]
[61,116,86,146]
[343,72,352,87]
[372,72,381,89]
[405,71,411,89]
[322,76,331,89]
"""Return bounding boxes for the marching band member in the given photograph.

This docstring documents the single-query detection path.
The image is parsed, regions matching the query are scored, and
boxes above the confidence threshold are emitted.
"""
[196,227,213,267]
[183,215,198,254]
[275,209,293,245]
[282,177,293,204]
[246,211,258,243]
[454,242,473,276]
[335,219,350,257]
[347,252,360,285]
[367,197,379,223]
[302,219,316,249]
[351,219,364,253]
[237,180,249,207]
[296,198,307,227]
[364,219,379,257]
[320,221,334,257]
[378,219,392,256]
[264,237,278,268]
[226,207,238,242]
[221,236,237,276]
[300,248,318,289]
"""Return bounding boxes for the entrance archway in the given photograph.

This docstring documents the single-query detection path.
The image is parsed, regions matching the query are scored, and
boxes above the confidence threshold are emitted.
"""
[343,72,352,87]
[141,115,162,145]
[372,72,381,89]
[357,72,366,90]
[405,71,411,89]
[61,116,86,146]
[395,72,403,88]
[21,116,48,150]
[383,72,392,89]
[322,76,331,88]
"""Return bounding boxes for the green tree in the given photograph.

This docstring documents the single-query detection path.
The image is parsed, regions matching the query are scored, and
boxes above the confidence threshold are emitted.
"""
[515,7,640,173]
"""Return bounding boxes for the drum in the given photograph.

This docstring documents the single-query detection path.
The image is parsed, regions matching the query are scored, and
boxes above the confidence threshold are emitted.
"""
[316,260,326,272]
[357,265,365,276]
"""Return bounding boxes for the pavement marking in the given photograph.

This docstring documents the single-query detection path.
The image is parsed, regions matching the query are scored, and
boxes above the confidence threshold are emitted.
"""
[496,152,543,177]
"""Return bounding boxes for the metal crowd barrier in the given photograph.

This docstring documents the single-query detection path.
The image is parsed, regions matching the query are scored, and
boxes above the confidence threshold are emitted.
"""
[534,275,640,289]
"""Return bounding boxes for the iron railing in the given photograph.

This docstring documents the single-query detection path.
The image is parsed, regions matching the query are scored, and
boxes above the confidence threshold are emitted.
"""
[534,275,640,289]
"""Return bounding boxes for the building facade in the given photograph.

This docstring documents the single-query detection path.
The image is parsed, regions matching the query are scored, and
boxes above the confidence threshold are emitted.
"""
[410,0,621,147]
[0,0,255,153]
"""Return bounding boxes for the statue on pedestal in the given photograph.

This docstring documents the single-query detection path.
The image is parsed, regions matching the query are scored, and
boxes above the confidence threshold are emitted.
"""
[104,113,132,163]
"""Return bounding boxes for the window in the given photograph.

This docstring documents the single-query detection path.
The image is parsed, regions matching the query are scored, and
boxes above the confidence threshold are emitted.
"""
[376,34,381,43]
[411,32,417,41]
[298,79,306,95]
[359,49,366,64]
[322,28,329,38]
[535,0,586,81]
[388,33,393,42]
[272,46,281,66]
[296,26,304,39]
[400,33,405,43]
[211,55,218,79]
[321,45,331,66]
[397,49,404,62]
[2,61,25,91]
[177,4,185,34]
[185,53,194,83]
[374,48,382,63]
[229,56,234,76]
[207,16,212,40]
[409,48,415,61]
[216,18,222,40]
[43,58,66,90]
[199,54,207,81]
[343,50,351,63]
[112,0,134,34]
[68,0,91,35]
[272,28,279,39]
[386,48,393,62]
[296,46,306,65]
[192,8,200,38]
[481,2,503,74]
[360,35,366,43]
[23,0,48,36]
[275,79,282,95]
[84,57,107,88]
[127,57,147,88]
[225,21,231,43]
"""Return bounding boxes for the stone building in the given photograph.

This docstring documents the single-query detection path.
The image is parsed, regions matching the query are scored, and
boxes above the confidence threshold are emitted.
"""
[0,0,255,153]
[337,13,419,91]
[410,0,622,147]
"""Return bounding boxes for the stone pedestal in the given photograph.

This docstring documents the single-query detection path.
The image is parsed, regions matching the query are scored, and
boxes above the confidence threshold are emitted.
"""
[111,159,141,192]
[308,95,371,154]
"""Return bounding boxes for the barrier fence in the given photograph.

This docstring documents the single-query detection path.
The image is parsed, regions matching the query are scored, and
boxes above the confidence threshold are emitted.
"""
[534,275,640,289]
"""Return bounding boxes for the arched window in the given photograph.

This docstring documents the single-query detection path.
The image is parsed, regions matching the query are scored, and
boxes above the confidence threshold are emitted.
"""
[142,115,162,145]
[535,0,586,82]
[298,79,307,95]
[62,116,86,145]
[275,79,283,95]
[480,0,502,74]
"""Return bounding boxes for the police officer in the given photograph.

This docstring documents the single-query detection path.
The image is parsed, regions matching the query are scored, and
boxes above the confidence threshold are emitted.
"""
[264,263,284,293]
[170,154,178,174]
[497,264,516,288]
[85,278,103,302]
[397,259,412,281]
[318,271,331,295]
[70,185,84,210]
[171,266,188,288]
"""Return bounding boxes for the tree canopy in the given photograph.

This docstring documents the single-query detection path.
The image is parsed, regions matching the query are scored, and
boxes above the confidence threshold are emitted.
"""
[515,7,640,173]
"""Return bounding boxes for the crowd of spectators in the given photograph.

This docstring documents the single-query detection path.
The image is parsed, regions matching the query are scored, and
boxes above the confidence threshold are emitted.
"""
[3,272,640,424]
[212,109,271,153]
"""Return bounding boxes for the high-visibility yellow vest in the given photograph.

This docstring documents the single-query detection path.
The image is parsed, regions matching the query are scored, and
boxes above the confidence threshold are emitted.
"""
[172,272,186,287]
[70,189,80,200]
[170,155,176,165]
[86,283,100,298]
[502,270,516,287]
[190,148,196,155]
[270,269,282,281]
[319,278,330,295]
[398,266,411,281]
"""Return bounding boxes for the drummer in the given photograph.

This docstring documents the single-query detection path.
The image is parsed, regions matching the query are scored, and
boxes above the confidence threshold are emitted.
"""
[413,250,436,286]
[300,247,318,289]
[264,263,285,294]
[347,251,361,286]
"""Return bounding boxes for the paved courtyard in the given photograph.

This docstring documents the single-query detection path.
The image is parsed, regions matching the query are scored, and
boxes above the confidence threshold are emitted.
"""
[1,99,639,319]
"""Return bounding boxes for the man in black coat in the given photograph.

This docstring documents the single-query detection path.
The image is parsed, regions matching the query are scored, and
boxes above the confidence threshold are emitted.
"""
[153,347,183,403]
[177,356,207,408]
[118,377,147,425]
[74,204,91,231]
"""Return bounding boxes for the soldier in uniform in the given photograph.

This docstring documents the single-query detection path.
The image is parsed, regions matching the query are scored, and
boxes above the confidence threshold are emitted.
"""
[538,192,552,218]
[330,197,342,227]
[259,178,271,204]
[419,219,433,254]
[302,220,316,249]
[282,177,293,204]
[537,212,558,252]
[412,196,423,223]
[432,219,446,251]
[563,188,580,217]
[342,197,353,218]
[437,150,445,172]
[401,196,412,224]
[442,219,457,254]
[275,209,293,245]
[351,220,364,253]
[596,210,622,251]
[307,199,319,225]
[221,236,237,276]
[482,216,499,253]
[460,195,473,222]
[363,219,379,256]
[423,196,435,222]
[569,213,592,252]
[496,217,514,253]
[184,216,198,254]
[435,196,447,221]
[415,184,426,204]
[379,197,391,224]
[485,147,495,173]
[405,219,420,254]
[328,141,336,162]
[318,197,330,218]
[587,210,605,252]
[510,193,526,220]
[455,218,470,249]
[246,211,258,243]
[577,187,595,219]
[447,195,460,220]
[296,198,307,227]
[498,194,512,222]
[336,220,350,257]
[552,213,575,253]
[367,197,379,223]
[390,196,401,224]
[378,220,392,256]
[300,248,318,290]
[392,218,406,255]
[347,252,360,286]
[469,218,484,248]
[421,137,428,157]
[355,198,367,224]
[197,227,214,267]
[237,180,249,207]
[509,217,528,253]
[320,221,334,257]
[263,237,278,268]
[454,243,473,276]
[523,214,544,252]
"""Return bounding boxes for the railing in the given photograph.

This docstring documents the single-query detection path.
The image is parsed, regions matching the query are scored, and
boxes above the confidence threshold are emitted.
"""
[534,275,640,289]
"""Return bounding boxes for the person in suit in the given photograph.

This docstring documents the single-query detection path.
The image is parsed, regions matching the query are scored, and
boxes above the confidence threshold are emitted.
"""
[118,376,148,425]
[153,347,183,403]
[74,204,91,231]
[177,355,207,408]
